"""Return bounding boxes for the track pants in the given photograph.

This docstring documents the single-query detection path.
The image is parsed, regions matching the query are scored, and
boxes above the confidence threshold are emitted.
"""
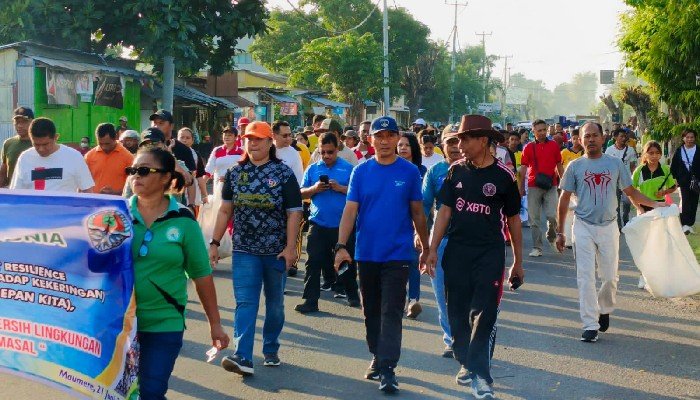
[443,242,505,385]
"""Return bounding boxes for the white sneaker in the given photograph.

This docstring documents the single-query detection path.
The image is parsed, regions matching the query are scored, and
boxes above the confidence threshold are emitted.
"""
[528,248,543,257]
[637,275,647,289]
[682,225,692,235]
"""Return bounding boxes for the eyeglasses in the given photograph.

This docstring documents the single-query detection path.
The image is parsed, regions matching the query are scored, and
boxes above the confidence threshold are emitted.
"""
[125,166,167,177]
[320,150,336,155]
[139,229,153,257]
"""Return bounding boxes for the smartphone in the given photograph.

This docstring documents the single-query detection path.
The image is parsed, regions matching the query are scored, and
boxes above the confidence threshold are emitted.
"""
[319,175,330,184]
[337,261,350,277]
[510,277,522,291]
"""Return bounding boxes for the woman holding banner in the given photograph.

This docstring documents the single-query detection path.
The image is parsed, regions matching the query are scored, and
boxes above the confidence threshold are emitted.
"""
[127,146,229,399]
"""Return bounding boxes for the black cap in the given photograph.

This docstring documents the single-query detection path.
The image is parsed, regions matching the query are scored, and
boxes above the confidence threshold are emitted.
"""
[149,109,174,123]
[139,127,166,146]
[13,107,34,120]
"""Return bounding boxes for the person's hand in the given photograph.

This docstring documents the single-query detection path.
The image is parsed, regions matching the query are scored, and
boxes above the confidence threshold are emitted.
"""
[208,244,220,268]
[201,195,209,204]
[555,233,566,253]
[313,180,330,194]
[329,179,345,193]
[421,250,437,278]
[654,201,668,208]
[277,246,297,270]
[654,190,665,199]
[418,248,430,272]
[334,248,352,272]
[413,234,422,252]
[508,262,525,288]
[209,323,230,350]
[99,186,116,195]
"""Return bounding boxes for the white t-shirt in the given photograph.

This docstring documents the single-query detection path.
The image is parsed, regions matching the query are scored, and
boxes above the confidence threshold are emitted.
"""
[10,144,94,192]
[276,145,304,184]
[605,145,638,171]
[422,152,444,170]
[310,146,359,167]
[680,145,697,170]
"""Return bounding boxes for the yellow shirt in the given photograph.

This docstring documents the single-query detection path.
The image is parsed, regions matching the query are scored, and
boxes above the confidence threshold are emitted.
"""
[296,143,311,171]
[308,134,319,153]
[435,147,444,156]
[561,147,584,170]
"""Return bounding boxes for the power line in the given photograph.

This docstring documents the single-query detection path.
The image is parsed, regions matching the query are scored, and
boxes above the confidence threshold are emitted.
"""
[285,0,381,37]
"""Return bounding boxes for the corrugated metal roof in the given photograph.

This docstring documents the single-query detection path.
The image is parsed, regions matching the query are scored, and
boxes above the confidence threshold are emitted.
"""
[262,91,298,103]
[305,95,351,108]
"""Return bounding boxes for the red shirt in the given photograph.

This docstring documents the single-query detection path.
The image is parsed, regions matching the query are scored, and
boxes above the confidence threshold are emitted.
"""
[520,139,562,187]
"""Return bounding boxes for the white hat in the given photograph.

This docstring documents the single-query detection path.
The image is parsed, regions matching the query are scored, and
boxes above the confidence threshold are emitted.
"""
[120,130,139,140]
[413,118,427,126]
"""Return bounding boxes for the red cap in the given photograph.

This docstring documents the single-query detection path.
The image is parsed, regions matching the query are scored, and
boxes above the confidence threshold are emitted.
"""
[237,117,251,127]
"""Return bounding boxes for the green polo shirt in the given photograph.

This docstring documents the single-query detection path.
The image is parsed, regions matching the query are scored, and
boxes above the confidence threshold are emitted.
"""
[1,136,32,184]
[632,164,676,201]
[129,195,211,332]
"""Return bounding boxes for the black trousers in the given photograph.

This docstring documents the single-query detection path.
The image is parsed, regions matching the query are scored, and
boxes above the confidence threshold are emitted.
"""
[680,185,700,227]
[358,261,409,372]
[443,242,505,385]
[302,223,358,304]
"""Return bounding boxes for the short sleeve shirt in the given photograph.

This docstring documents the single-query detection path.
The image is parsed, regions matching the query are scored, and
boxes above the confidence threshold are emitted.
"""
[302,158,353,228]
[84,143,134,193]
[10,145,94,192]
[605,145,637,172]
[560,154,633,226]
[632,164,676,201]
[438,160,521,246]
[1,136,33,185]
[222,160,303,255]
[520,139,562,187]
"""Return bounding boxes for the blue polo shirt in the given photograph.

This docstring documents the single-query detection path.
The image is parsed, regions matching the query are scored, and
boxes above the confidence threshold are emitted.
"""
[302,157,354,228]
[347,157,423,262]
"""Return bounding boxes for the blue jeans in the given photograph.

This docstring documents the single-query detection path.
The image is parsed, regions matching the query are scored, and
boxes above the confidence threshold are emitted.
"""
[407,250,421,301]
[137,331,183,400]
[430,237,452,347]
[232,251,286,361]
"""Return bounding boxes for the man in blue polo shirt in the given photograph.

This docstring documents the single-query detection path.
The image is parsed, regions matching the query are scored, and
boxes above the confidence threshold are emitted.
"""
[335,116,430,394]
[296,132,359,313]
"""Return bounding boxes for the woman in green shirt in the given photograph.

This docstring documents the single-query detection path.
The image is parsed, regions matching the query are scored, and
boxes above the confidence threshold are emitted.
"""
[631,141,677,289]
[127,146,229,399]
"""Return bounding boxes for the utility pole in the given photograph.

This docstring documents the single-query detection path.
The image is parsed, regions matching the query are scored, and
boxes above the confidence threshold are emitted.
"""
[382,0,390,116]
[446,1,467,124]
[476,31,492,105]
[500,55,512,126]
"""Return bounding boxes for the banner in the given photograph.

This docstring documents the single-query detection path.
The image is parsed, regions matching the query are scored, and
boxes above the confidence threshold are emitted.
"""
[279,102,298,116]
[76,74,94,96]
[46,70,77,107]
[94,76,124,109]
[0,190,137,399]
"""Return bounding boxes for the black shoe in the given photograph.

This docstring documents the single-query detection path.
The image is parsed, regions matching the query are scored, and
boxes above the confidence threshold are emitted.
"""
[320,282,333,292]
[364,358,380,380]
[263,353,281,367]
[599,314,610,332]
[294,302,319,314]
[379,368,399,393]
[334,290,347,299]
[581,329,598,343]
[287,266,298,277]
[347,298,361,308]
[442,346,454,358]
[221,354,254,376]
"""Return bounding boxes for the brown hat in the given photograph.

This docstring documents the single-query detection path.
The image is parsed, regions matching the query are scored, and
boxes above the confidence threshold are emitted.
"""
[453,114,498,139]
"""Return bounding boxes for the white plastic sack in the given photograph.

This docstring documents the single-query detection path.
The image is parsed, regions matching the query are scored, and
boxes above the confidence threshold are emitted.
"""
[197,195,232,259]
[622,204,700,297]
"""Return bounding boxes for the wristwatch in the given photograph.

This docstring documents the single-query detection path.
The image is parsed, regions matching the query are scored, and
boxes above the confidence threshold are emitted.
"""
[209,238,221,247]
[333,243,347,253]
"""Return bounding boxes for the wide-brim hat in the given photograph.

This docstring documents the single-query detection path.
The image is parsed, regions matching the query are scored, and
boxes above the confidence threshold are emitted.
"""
[447,114,499,139]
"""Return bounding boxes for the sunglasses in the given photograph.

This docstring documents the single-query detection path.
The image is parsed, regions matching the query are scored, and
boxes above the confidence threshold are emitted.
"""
[125,166,167,177]
[139,229,153,257]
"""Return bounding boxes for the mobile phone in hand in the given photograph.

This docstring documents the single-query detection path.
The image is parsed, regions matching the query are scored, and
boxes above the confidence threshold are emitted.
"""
[320,175,329,184]
[510,276,522,291]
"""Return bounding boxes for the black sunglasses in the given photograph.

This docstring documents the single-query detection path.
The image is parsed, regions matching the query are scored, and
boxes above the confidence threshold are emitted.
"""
[125,166,167,177]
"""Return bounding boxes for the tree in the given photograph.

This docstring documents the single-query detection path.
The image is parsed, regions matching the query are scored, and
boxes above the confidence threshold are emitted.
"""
[286,32,382,124]
[402,42,443,121]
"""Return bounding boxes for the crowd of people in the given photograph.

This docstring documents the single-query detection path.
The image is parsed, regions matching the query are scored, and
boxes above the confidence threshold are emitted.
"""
[1,106,696,399]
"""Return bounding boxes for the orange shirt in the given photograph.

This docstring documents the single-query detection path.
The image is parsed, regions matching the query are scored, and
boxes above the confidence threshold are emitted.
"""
[85,142,134,194]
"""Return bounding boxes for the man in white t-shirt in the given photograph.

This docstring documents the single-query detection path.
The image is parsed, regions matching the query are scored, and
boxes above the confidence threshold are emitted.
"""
[419,134,444,170]
[272,120,304,184]
[604,128,638,229]
[310,119,359,167]
[10,117,94,193]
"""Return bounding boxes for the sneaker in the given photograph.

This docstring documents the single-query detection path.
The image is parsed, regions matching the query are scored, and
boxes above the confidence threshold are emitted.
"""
[638,275,646,289]
[263,353,280,367]
[334,290,347,299]
[682,225,692,235]
[406,300,422,319]
[221,354,254,376]
[320,282,333,292]
[347,298,361,308]
[364,358,380,380]
[528,248,543,257]
[442,346,454,358]
[470,375,494,399]
[287,266,298,277]
[581,329,598,343]
[294,302,319,314]
[598,314,610,332]
[456,366,472,385]
[379,369,399,394]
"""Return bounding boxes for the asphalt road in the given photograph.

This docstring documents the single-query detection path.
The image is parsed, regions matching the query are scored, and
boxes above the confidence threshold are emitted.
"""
[2,225,699,399]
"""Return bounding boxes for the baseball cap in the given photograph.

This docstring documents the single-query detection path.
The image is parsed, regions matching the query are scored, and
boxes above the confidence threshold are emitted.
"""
[303,126,314,133]
[222,126,239,135]
[237,117,251,127]
[370,116,399,135]
[316,118,343,133]
[119,116,128,123]
[149,109,174,123]
[413,118,427,126]
[343,130,359,139]
[120,130,139,140]
[140,127,166,146]
[13,107,34,120]
[243,121,273,139]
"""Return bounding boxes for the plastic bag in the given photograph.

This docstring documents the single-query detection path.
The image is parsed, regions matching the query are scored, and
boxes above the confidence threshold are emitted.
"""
[622,204,700,297]
[197,195,232,259]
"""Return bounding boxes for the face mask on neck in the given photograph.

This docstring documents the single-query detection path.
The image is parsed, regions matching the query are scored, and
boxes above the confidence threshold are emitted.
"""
[80,142,89,148]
